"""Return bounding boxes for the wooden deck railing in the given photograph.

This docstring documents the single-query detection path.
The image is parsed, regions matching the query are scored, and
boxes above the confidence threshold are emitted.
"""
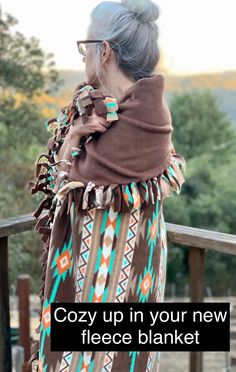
[0,212,236,372]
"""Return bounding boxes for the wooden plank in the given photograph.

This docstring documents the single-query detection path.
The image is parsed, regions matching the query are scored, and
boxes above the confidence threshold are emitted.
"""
[0,215,235,255]
[167,222,236,255]
[189,247,205,372]
[189,246,205,302]
[190,352,203,372]
[0,212,42,238]
[0,237,12,372]
[17,275,31,362]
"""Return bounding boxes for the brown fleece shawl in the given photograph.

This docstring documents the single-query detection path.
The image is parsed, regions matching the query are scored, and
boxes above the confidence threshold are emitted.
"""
[68,74,174,185]
[28,73,186,217]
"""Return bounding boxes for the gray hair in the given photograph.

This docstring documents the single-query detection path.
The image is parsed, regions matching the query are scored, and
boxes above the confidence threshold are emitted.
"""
[89,0,160,82]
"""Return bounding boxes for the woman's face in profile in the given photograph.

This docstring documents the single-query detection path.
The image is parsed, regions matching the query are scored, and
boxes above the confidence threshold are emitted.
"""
[83,27,98,85]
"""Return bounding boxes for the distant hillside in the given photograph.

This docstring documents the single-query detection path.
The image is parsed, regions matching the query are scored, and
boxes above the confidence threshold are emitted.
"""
[165,89,236,126]
[164,70,236,125]
[55,70,86,96]
[55,70,236,125]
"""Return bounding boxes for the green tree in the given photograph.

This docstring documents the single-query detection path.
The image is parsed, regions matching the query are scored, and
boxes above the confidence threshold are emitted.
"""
[0,9,61,97]
[169,90,235,160]
[0,8,62,291]
[164,89,236,296]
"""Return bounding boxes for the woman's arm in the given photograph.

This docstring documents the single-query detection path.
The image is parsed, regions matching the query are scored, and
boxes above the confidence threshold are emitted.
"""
[57,128,82,170]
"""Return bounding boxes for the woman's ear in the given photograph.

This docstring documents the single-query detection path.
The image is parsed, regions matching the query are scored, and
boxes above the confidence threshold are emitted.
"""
[101,40,112,63]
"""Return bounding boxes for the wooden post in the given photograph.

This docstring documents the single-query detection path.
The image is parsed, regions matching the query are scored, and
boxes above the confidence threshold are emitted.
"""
[0,236,12,372]
[189,246,205,372]
[17,275,31,362]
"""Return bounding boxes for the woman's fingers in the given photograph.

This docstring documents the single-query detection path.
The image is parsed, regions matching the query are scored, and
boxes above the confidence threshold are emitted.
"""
[89,109,111,132]
[99,119,111,129]
[92,122,107,133]
[70,108,113,136]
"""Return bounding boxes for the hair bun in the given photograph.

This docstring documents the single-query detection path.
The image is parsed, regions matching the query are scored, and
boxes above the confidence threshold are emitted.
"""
[121,0,159,23]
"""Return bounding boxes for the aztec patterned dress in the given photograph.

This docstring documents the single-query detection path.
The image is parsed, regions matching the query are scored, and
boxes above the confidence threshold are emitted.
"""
[29,82,186,372]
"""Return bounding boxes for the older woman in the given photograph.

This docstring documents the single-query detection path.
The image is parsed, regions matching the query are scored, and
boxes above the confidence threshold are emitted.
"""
[29,0,186,371]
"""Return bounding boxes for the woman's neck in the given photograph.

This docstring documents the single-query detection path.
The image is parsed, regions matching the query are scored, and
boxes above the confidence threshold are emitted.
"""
[98,70,136,102]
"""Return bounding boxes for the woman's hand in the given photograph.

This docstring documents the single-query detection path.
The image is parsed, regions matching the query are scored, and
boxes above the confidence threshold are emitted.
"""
[69,108,111,138]
[57,108,112,174]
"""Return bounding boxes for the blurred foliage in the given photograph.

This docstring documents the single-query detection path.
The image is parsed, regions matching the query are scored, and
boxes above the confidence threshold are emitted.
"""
[0,9,62,291]
[165,90,236,296]
[0,11,63,96]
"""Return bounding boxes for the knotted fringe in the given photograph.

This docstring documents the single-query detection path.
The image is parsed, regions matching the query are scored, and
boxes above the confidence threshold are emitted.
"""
[55,152,186,214]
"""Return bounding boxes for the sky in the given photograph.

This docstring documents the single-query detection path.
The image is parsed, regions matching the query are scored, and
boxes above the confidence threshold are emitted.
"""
[1,0,236,76]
